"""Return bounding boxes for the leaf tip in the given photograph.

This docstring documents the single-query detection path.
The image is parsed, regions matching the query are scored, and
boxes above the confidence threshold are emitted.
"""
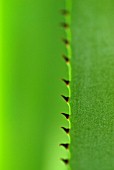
[60,9,70,16]
[61,158,69,165]
[62,54,70,64]
[60,143,69,149]
[61,127,70,134]
[62,38,70,47]
[61,113,70,119]
[61,22,69,29]
[62,79,70,86]
[61,95,69,102]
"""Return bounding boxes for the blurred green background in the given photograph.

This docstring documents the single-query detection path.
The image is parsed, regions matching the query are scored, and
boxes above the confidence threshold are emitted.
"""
[0,0,69,169]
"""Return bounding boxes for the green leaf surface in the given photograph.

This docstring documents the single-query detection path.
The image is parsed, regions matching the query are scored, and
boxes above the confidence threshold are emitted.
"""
[0,1,69,170]
[70,0,114,170]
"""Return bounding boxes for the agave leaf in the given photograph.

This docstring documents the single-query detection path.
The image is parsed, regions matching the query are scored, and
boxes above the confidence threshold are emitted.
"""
[70,0,114,170]
[0,0,69,170]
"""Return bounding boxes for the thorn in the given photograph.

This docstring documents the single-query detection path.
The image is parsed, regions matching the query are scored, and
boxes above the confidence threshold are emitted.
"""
[61,22,69,29]
[62,79,70,86]
[62,55,70,63]
[61,158,69,164]
[61,113,70,119]
[61,127,70,134]
[60,143,69,149]
[61,95,69,102]
[63,38,70,46]
[61,9,70,16]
